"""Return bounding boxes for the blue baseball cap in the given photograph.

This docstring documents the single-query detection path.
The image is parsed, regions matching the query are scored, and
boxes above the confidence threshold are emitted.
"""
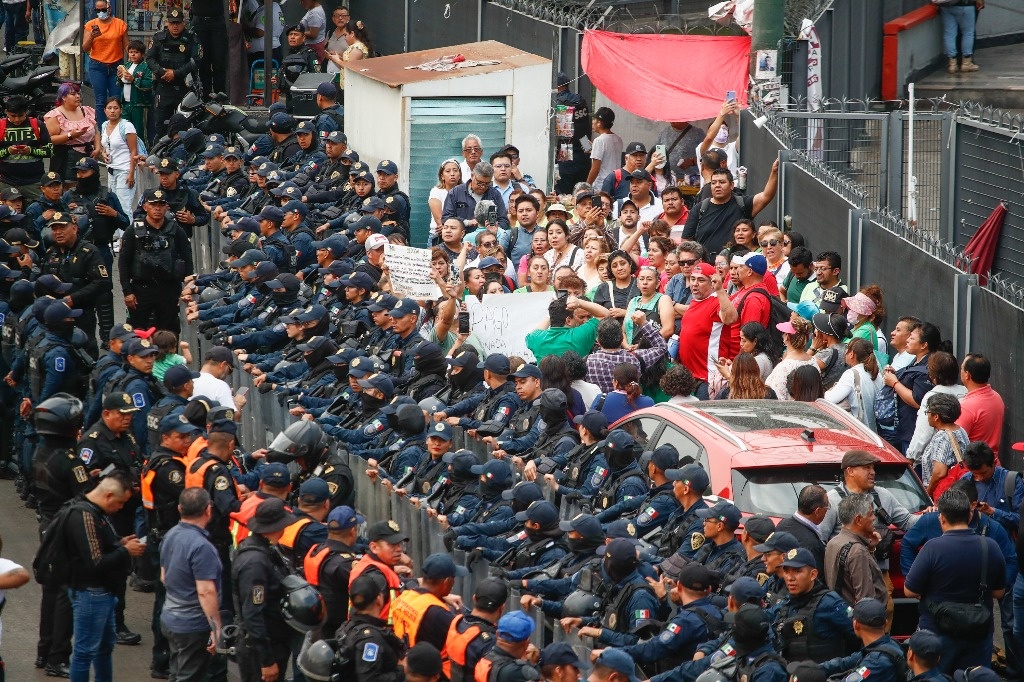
[233,249,268,268]
[312,234,350,256]
[558,512,603,539]
[478,256,502,269]
[421,553,469,579]
[427,421,453,441]
[256,206,284,223]
[390,298,419,319]
[470,458,513,486]
[348,215,382,234]
[573,410,608,436]
[359,196,387,213]
[43,300,82,324]
[696,500,742,529]
[780,547,817,569]
[366,293,399,313]
[282,200,308,217]
[347,356,379,378]
[298,477,331,502]
[753,530,801,554]
[260,462,291,487]
[665,462,710,490]
[496,611,535,643]
[514,499,559,526]
[232,217,261,235]
[159,411,201,435]
[255,162,280,177]
[201,144,225,158]
[269,112,296,134]
[294,120,316,135]
[376,159,398,175]
[594,650,640,682]
[326,505,365,530]
[341,271,375,291]
[603,429,637,457]
[726,576,766,604]
[509,363,542,379]
[442,450,478,478]
[357,373,395,397]
[788,300,819,320]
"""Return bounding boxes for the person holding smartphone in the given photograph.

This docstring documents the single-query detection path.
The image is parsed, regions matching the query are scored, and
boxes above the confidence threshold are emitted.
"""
[0,95,52,201]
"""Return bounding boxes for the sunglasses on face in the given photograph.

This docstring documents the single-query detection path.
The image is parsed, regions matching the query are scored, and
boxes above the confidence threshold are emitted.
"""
[481,240,496,248]
[680,258,698,267]
[760,239,780,248]
[783,240,792,246]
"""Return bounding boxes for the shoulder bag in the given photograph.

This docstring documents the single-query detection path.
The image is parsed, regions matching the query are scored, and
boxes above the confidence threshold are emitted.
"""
[926,535,992,638]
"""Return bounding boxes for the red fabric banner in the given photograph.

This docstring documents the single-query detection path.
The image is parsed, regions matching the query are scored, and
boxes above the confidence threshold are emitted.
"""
[581,30,752,121]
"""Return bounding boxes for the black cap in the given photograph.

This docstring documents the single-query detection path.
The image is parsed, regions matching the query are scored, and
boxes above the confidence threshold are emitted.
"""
[742,515,776,543]
[349,572,387,610]
[246,498,296,534]
[851,598,886,628]
[406,643,443,677]
[166,7,185,22]
[473,578,509,611]
[625,141,647,155]
[102,392,140,413]
[366,520,407,544]
[677,563,715,591]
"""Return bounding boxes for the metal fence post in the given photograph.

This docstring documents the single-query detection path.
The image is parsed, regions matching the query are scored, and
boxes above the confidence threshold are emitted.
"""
[886,111,904,214]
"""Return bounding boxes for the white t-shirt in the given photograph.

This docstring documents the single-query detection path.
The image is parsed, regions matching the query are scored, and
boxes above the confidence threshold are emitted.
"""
[243,0,284,53]
[101,120,137,172]
[0,557,24,646]
[428,186,449,237]
[590,132,623,187]
[191,371,235,408]
[302,5,326,44]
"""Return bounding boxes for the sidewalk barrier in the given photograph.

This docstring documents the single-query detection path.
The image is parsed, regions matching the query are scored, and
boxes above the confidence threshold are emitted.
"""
[178,218,579,647]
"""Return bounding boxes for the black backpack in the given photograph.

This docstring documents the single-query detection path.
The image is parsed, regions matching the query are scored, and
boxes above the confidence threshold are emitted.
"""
[33,498,82,586]
[735,287,790,357]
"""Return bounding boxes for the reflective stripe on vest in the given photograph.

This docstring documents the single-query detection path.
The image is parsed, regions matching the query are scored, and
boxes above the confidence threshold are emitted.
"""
[446,614,486,681]
[279,517,313,549]
[392,589,449,653]
[229,494,266,547]
[348,555,403,623]
[185,458,218,490]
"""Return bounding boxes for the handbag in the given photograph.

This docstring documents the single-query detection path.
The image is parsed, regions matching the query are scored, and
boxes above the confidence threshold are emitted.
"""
[835,368,862,414]
[926,536,992,638]
[931,431,967,499]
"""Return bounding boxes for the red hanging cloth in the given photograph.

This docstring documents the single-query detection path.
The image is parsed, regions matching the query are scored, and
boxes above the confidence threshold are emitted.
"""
[964,201,1007,285]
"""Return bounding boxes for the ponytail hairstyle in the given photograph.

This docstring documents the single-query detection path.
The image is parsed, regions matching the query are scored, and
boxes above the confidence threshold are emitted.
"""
[916,322,951,355]
[846,337,878,379]
[613,362,642,408]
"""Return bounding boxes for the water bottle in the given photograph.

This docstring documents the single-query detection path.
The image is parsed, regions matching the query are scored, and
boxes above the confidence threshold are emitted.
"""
[736,166,748,191]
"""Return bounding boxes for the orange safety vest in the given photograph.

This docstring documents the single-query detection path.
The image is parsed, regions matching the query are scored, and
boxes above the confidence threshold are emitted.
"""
[279,517,313,550]
[229,493,289,547]
[185,457,218,490]
[474,655,494,682]
[186,436,207,466]
[140,455,188,511]
[391,589,449,652]
[348,554,403,623]
[445,614,493,681]
[304,545,331,586]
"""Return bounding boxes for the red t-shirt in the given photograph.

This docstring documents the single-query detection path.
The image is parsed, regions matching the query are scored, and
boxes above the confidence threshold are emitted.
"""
[956,385,1006,456]
[729,283,773,349]
[678,294,737,381]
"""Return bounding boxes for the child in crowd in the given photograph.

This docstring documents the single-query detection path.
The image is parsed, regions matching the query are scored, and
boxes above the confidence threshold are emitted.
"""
[118,40,153,146]
[152,330,192,381]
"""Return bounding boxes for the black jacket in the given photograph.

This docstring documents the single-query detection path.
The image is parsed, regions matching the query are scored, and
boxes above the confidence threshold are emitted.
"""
[777,515,827,572]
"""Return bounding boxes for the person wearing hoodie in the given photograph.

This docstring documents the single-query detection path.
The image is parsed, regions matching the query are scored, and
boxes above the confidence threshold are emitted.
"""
[432,347,486,409]
[406,341,448,402]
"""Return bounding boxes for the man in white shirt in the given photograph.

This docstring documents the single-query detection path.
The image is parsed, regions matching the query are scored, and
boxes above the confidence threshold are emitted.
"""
[613,170,661,223]
[190,346,243,411]
[0,552,30,672]
[459,135,483,180]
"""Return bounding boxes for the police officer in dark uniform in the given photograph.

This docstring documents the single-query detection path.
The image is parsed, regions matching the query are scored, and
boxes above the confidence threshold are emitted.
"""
[303,505,362,640]
[254,205,294,273]
[83,323,135,426]
[658,463,711,560]
[146,364,196,451]
[154,157,210,238]
[686,501,746,579]
[375,160,410,241]
[108,337,163,454]
[233,497,303,682]
[517,388,580,475]
[41,211,113,355]
[543,409,608,503]
[335,572,407,682]
[769,548,856,664]
[724,514,776,590]
[626,444,682,538]
[32,393,89,677]
[497,500,568,581]
[301,131,349,201]
[25,301,88,416]
[76,390,144,644]
[63,158,131,270]
[283,120,327,177]
[218,146,252,201]
[118,188,193,336]
[146,8,200,139]
[281,200,317,272]
[26,171,71,238]
[819,598,908,682]
[267,113,301,166]
[904,630,947,682]
[553,71,591,194]
[593,430,647,520]
[753,531,800,607]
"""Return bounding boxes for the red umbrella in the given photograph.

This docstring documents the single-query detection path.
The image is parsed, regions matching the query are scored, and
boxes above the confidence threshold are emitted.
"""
[964,200,1007,285]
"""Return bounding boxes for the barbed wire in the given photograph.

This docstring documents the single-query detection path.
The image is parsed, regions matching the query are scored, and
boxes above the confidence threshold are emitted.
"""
[986,272,1024,310]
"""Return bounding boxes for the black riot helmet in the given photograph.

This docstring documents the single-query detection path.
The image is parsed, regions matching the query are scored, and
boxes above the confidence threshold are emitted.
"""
[267,420,329,463]
[418,396,446,414]
[393,403,426,437]
[34,393,84,439]
[561,589,602,618]
[279,574,327,632]
[297,639,339,681]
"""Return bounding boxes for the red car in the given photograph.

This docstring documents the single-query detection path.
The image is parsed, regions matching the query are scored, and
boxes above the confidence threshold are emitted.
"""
[612,399,931,633]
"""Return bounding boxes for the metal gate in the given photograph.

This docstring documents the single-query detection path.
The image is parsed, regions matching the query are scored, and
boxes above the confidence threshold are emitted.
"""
[408,97,508,247]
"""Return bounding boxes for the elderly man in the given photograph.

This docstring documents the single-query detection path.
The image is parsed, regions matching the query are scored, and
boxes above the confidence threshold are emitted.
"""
[459,135,484,180]
[824,493,887,606]
[442,162,510,231]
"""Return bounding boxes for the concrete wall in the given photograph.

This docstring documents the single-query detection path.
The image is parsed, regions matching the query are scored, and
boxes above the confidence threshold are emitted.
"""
[344,74,406,186]
[898,19,944,98]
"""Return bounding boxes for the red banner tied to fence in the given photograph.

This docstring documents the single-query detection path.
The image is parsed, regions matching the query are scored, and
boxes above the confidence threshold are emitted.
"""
[581,30,752,121]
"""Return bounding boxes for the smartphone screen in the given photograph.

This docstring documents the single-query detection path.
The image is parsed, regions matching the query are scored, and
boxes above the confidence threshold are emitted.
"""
[726,90,736,102]
[458,311,470,334]
[556,289,569,301]
[236,387,249,398]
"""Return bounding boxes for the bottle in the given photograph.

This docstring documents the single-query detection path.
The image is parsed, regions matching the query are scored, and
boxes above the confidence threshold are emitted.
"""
[736,166,748,191]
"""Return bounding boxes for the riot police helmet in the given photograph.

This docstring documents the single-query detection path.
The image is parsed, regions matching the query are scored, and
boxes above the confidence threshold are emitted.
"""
[279,573,327,632]
[418,396,446,414]
[267,420,328,462]
[34,393,84,439]
[560,589,602,618]
[297,639,338,681]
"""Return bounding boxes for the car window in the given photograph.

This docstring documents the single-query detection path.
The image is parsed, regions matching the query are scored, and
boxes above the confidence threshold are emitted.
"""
[615,416,662,448]
[695,401,845,432]
[730,464,930,517]
[654,426,709,490]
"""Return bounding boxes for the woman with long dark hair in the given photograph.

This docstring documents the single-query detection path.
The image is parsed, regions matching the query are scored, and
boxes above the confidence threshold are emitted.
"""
[324,19,371,88]
[592,249,640,318]
[884,321,948,453]
[596,362,654,422]
[738,321,779,378]
[540,354,585,417]
[788,364,825,402]
[716,353,776,400]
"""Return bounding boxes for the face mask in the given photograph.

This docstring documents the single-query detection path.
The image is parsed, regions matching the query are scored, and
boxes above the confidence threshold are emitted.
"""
[525,526,546,541]
[847,309,860,326]
[47,321,76,338]
[714,129,729,145]
[568,536,600,553]
[96,10,109,18]
[607,448,635,471]
[480,482,505,500]
[539,406,565,427]
[360,393,385,411]
[272,291,295,305]
[333,366,349,382]
[76,173,101,196]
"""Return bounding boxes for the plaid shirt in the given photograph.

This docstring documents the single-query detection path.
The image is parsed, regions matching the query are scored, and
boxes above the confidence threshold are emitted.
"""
[585,322,668,393]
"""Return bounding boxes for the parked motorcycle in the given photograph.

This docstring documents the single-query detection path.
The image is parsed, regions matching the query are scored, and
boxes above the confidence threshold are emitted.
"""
[150,91,268,155]
[0,63,63,115]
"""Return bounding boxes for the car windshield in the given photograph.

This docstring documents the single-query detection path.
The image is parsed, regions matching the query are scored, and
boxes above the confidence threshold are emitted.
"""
[694,401,846,432]
[731,464,931,517]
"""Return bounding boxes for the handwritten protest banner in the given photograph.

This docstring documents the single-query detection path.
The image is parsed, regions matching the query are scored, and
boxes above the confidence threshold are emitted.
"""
[465,292,554,362]
[384,243,440,299]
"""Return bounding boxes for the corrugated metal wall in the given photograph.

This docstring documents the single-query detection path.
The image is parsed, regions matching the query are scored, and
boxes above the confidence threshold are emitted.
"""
[408,97,508,246]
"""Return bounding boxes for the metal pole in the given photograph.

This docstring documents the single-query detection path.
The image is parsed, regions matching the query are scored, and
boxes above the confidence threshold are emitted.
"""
[264,0,272,109]
[907,82,917,225]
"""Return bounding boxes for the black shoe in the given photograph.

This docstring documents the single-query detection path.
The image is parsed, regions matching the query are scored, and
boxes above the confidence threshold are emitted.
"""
[150,669,170,680]
[130,574,156,593]
[35,656,45,669]
[45,663,70,678]
[116,628,142,645]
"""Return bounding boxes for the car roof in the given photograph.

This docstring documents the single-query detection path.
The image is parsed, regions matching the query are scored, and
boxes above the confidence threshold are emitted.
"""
[633,400,907,468]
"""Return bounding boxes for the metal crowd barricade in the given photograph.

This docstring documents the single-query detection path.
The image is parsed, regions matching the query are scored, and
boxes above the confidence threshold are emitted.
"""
[182,219,583,650]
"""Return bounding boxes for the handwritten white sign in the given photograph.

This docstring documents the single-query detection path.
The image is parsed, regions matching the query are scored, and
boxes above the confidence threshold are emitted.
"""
[384,243,440,299]
[465,292,554,362]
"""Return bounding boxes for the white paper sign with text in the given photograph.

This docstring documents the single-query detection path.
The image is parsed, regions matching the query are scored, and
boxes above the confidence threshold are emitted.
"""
[384,243,440,299]
[465,292,554,362]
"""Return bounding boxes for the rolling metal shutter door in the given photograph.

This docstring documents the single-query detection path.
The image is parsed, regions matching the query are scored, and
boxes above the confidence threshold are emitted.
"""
[408,97,508,247]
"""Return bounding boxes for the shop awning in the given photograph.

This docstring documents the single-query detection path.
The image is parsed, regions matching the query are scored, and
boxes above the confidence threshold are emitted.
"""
[581,29,751,121]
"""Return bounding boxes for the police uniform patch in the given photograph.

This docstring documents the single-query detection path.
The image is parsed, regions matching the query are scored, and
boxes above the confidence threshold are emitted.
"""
[252,585,264,604]
[55,357,65,372]
[169,470,183,484]
[691,532,705,550]
[787,548,798,559]
[792,620,804,635]
[227,187,237,197]
[133,393,146,408]
[362,642,378,662]
[625,523,636,537]
[214,476,230,491]
[388,520,400,532]
[73,466,88,483]
[608,613,617,628]
[80,448,94,465]
[98,264,109,278]
[422,482,432,494]
[327,482,338,496]
[756,572,769,585]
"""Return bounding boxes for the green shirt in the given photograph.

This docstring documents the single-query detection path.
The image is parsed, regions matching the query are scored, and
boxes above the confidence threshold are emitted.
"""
[525,317,600,362]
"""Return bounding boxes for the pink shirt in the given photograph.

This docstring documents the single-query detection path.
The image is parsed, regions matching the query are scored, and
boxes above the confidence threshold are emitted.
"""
[956,385,1005,456]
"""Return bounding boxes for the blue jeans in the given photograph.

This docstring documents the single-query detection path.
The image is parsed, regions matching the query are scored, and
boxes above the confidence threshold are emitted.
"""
[941,6,976,59]
[69,588,117,682]
[3,1,26,53]
[88,60,119,125]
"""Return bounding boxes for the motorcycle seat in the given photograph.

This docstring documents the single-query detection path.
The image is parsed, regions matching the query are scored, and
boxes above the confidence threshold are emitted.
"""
[2,75,31,91]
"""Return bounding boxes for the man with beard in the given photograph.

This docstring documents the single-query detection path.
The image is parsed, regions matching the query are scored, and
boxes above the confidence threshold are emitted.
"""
[681,161,779,256]
[40,211,113,355]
